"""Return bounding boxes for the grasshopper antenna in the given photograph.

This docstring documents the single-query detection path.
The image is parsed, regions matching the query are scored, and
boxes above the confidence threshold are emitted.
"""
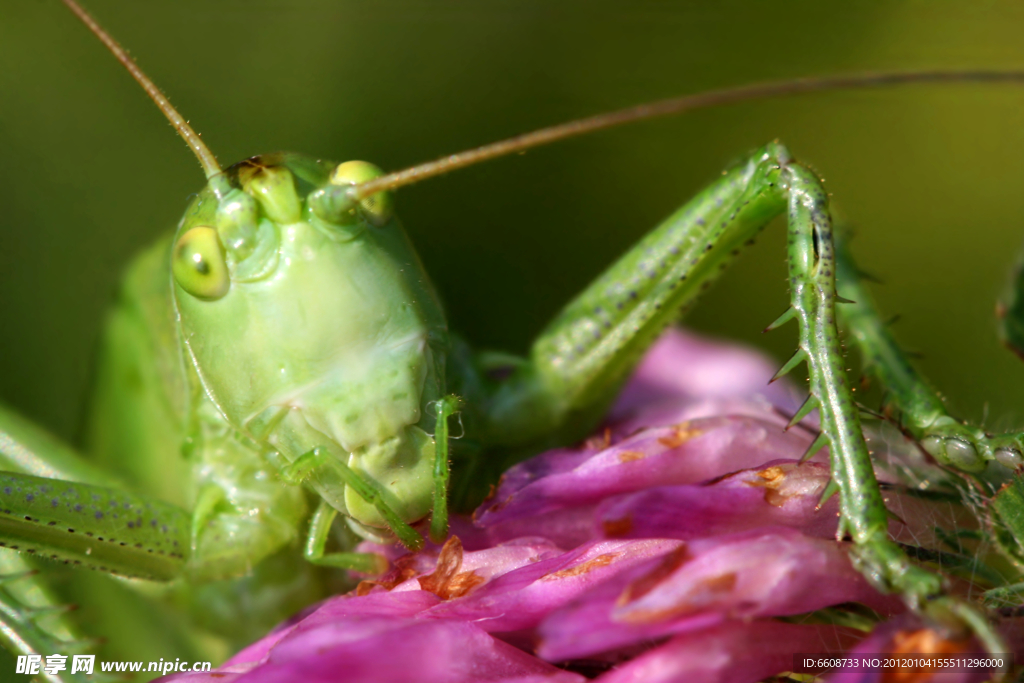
[62,0,222,179]
[353,69,1024,199]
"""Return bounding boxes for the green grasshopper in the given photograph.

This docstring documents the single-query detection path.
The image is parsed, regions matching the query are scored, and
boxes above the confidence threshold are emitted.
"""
[3,1,1024,680]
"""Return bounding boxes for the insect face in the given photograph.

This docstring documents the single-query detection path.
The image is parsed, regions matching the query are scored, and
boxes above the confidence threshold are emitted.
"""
[172,153,449,534]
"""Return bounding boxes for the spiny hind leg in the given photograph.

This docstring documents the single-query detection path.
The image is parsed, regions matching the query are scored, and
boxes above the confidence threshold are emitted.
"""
[835,234,1024,588]
[449,143,1002,651]
[768,167,1004,655]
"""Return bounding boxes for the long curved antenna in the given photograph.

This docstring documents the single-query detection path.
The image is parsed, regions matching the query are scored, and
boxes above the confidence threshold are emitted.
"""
[62,0,222,179]
[352,69,1024,199]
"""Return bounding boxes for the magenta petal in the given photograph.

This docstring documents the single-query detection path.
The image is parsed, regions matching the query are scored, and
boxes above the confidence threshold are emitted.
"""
[424,539,683,632]
[538,527,898,661]
[610,328,803,417]
[225,591,441,668]
[377,538,566,594]
[476,416,821,546]
[490,444,601,499]
[476,505,600,550]
[294,589,441,625]
[593,620,861,683]
[607,396,797,444]
[594,459,970,554]
[451,538,565,578]
[243,618,585,683]
[227,630,292,670]
[595,460,839,540]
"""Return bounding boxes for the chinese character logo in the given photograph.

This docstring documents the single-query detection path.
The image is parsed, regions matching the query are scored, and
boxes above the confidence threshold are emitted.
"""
[72,655,96,674]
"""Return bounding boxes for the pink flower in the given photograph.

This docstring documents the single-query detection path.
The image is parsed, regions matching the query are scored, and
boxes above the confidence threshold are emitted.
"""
[161,329,1006,683]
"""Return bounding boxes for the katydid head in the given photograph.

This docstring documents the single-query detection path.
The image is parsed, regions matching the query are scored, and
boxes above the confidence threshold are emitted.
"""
[171,153,448,538]
[61,0,447,542]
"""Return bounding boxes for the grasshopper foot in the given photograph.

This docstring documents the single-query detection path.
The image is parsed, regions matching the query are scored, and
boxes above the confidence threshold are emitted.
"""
[917,419,1024,473]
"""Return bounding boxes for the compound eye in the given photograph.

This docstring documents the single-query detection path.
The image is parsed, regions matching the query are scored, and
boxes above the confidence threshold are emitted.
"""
[331,160,393,226]
[172,226,230,300]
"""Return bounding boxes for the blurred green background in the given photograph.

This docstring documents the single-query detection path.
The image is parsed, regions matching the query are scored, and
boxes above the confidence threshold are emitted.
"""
[2,0,1024,446]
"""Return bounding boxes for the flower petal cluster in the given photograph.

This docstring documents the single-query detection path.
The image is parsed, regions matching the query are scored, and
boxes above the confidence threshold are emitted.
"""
[163,329,988,683]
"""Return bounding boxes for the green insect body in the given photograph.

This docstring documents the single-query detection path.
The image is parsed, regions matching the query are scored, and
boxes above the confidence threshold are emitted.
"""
[5,1,1024,680]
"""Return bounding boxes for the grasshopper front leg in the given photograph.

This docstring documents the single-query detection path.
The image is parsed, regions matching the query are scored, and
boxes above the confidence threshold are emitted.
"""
[452,142,997,646]
[0,405,189,579]
[0,403,197,681]
[0,399,324,674]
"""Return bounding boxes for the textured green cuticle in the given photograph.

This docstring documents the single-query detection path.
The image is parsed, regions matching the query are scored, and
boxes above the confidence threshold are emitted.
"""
[0,473,189,580]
